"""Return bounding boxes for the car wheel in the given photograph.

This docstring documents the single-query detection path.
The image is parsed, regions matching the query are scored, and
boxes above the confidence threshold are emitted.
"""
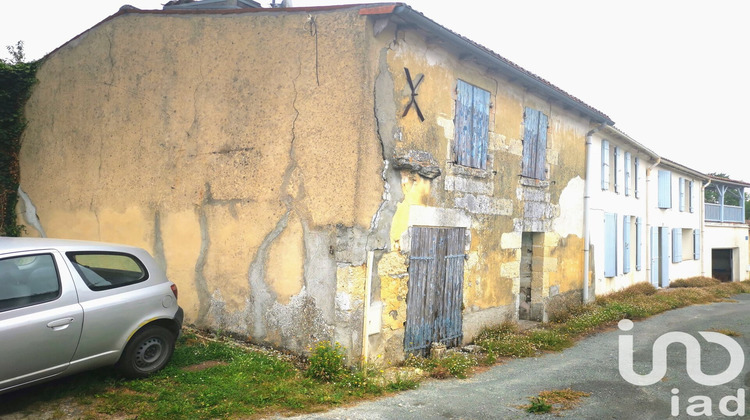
[117,325,175,378]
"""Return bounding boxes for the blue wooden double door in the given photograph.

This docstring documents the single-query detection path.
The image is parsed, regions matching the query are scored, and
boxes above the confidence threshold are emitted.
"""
[404,227,466,356]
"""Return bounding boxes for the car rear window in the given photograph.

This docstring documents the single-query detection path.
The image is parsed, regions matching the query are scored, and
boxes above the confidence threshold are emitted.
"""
[66,252,148,291]
[0,253,60,312]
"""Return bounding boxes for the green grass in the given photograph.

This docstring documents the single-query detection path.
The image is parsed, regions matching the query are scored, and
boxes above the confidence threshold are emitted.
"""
[403,351,478,379]
[521,388,591,414]
[0,333,395,419]
[475,279,750,359]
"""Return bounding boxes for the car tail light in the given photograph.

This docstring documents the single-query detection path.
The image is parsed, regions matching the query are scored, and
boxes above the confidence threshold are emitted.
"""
[170,284,178,299]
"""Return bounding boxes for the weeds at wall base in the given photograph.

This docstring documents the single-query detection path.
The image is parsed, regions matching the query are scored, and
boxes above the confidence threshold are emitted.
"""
[472,280,750,362]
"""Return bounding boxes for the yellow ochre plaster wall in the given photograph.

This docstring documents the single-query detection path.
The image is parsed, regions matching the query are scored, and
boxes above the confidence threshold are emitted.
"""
[19,9,385,358]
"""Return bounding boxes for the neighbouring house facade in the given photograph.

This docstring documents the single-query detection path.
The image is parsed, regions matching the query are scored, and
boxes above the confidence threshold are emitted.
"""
[15,3,614,362]
[647,159,708,287]
[703,176,750,282]
[588,126,659,295]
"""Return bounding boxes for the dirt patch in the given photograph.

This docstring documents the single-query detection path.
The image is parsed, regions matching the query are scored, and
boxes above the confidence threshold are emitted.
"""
[181,360,228,372]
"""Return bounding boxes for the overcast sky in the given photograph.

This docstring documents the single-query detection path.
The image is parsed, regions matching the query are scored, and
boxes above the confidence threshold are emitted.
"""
[2,0,749,181]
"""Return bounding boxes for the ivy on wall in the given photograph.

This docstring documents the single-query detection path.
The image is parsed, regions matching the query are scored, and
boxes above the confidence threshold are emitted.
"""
[1,44,38,236]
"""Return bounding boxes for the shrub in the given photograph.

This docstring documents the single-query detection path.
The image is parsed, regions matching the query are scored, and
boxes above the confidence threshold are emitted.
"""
[305,341,347,383]
[403,351,478,379]
[670,277,721,288]
[599,282,657,302]
[438,352,478,379]
[526,397,552,413]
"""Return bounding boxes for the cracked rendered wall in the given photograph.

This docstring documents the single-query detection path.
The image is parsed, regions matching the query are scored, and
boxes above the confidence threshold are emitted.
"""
[18,9,385,358]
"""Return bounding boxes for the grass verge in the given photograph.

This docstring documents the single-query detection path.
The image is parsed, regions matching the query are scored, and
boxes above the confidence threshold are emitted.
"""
[0,333,415,419]
[474,280,750,362]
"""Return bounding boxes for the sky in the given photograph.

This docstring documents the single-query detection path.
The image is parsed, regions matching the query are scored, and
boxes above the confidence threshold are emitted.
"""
[2,0,749,181]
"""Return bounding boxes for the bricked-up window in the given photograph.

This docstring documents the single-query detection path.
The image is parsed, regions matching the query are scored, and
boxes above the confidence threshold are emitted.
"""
[522,107,549,180]
[454,80,490,170]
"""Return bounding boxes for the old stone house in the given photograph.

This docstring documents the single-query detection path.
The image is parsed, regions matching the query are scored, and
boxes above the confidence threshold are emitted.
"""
[17,3,617,362]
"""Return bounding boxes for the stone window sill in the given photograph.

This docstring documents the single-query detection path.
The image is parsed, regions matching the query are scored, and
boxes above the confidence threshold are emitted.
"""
[448,162,494,179]
[520,176,550,188]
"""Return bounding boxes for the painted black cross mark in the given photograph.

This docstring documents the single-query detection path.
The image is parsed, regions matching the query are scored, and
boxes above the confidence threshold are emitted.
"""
[403,67,424,122]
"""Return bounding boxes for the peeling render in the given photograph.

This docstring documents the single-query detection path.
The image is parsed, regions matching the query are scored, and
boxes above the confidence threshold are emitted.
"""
[17,186,46,237]
[368,46,404,251]
[152,211,166,272]
[193,203,212,325]
[246,210,289,340]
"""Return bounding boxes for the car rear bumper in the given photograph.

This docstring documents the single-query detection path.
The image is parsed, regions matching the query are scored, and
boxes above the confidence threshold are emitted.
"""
[174,306,184,338]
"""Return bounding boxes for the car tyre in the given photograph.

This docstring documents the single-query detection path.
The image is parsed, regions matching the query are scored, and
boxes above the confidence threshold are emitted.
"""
[117,325,175,378]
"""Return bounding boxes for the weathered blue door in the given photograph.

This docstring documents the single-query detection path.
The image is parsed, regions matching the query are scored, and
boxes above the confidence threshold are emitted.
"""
[405,227,466,356]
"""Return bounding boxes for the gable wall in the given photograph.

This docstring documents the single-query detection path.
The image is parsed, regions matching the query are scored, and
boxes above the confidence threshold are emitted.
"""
[18,9,385,357]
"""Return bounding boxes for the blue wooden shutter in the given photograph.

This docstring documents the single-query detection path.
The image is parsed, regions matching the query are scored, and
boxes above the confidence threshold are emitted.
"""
[624,152,631,196]
[601,140,610,190]
[635,217,643,271]
[604,213,617,277]
[658,170,672,208]
[693,229,700,260]
[613,147,620,193]
[522,108,539,178]
[454,81,489,169]
[534,112,548,180]
[623,215,631,274]
[455,80,472,167]
[522,108,547,180]
[634,157,640,198]
[472,87,490,169]
[679,178,685,212]
[650,227,659,286]
[689,181,695,213]
[672,228,682,263]
[660,227,670,287]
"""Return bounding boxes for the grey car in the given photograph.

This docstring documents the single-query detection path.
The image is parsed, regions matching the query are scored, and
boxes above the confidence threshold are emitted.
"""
[0,237,183,395]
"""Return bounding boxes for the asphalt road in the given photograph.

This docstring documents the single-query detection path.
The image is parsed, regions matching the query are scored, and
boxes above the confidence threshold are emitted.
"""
[285,294,750,420]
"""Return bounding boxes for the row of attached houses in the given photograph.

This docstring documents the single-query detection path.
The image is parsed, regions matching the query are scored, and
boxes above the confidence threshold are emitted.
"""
[589,129,750,296]
[12,2,749,363]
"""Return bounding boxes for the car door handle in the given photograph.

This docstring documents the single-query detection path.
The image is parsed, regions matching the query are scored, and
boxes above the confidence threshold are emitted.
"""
[47,317,75,330]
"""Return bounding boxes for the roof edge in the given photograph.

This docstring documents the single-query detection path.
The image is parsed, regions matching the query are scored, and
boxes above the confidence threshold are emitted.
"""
[600,125,660,161]
[658,158,709,181]
[390,5,614,125]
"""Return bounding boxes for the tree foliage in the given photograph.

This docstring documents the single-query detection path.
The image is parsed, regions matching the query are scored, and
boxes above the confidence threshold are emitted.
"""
[1,41,38,236]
